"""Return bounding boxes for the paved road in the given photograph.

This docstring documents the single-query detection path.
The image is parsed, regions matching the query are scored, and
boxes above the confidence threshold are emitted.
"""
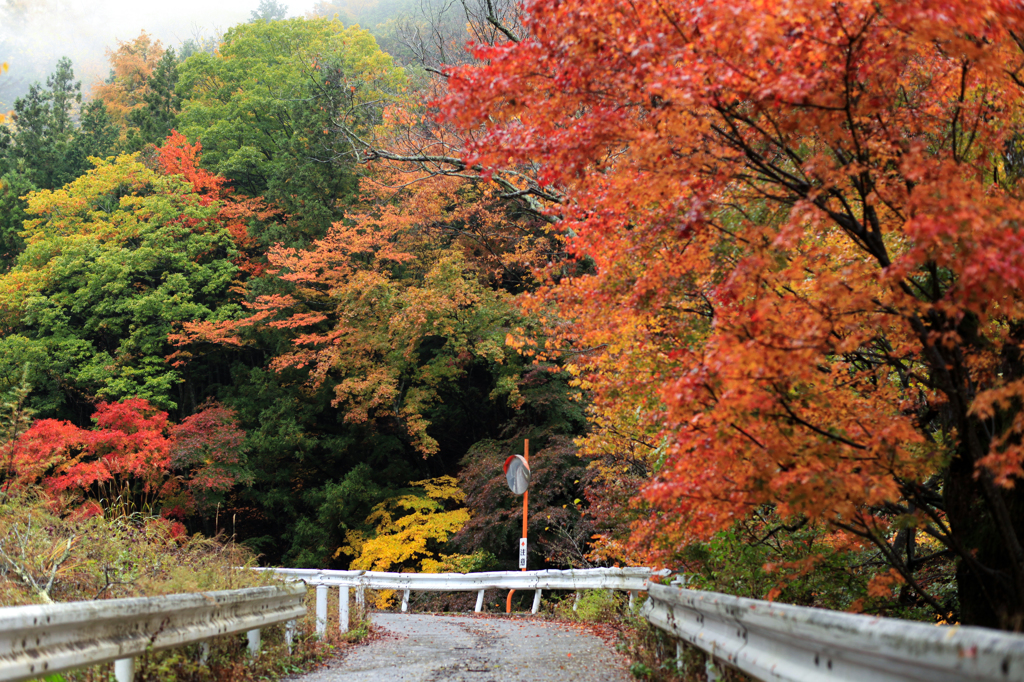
[298,613,633,682]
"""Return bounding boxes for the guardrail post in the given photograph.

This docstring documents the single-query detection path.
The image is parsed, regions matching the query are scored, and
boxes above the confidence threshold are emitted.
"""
[356,585,366,619]
[114,657,134,682]
[706,655,722,682]
[247,629,260,657]
[475,589,485,612]
[339,586,350,633]
[315,584,328,636]
[199,641,210,664]
[531,589,542,614]
[628,590,635,610]
[573,590,580,612]
[401,589,410,613]
[676,642,683,673]
[285,619,296,653]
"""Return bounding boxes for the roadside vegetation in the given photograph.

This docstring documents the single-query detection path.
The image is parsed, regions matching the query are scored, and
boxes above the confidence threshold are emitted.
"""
[0,488,372,682]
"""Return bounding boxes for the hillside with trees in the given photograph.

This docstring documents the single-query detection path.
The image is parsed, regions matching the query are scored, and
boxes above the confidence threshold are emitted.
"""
[2,0,1024,637]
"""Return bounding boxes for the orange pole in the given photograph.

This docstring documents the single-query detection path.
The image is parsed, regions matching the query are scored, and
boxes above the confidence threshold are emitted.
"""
[507,439,529,613]
[522,439,529,547]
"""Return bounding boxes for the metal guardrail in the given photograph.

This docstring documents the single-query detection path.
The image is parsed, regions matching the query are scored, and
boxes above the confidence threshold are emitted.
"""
[264,566,662,590]
[643,582,1024,682]
[0,583,306,682]
[18,563,1022,682]
[259,566,668,635]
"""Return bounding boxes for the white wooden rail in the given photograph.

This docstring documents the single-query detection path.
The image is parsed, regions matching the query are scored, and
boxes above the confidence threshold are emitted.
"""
[257,566,668,635]
[0,583,305,682]
[643,581,1024,682]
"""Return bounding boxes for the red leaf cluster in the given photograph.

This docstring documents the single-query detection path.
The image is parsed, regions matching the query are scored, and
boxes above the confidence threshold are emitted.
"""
[8,399,171,511]
[156,131,282,274]
[5,400,246,518]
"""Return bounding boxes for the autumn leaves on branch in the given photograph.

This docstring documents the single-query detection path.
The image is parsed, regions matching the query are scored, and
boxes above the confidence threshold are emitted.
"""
[436,0,1024,628]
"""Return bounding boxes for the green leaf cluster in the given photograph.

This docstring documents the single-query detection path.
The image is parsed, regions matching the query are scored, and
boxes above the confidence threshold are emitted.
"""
[0,153,238,416]
[176,17,406,245]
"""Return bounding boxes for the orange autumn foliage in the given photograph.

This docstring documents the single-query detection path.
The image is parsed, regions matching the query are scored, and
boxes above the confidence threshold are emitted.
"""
[156,130,282,273]
[444,0,1024,627]
[172,185,523,456]
[92,32,165,128]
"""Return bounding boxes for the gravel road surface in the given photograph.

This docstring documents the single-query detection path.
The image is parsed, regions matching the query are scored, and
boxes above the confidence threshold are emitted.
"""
[296,613,634,682]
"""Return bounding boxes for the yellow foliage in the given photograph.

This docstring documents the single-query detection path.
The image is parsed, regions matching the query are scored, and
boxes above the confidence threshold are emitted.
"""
[1,62,8,123]
[353,502,469,572]
[410,475,465,504]
[338,476,487,608]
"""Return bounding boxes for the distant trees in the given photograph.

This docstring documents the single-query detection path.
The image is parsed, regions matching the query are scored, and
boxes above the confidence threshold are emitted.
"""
[0,58,120,269]
[91,33,165,128]
[0,9,583,576]
[250,0,288,23]
[0,57,118,190]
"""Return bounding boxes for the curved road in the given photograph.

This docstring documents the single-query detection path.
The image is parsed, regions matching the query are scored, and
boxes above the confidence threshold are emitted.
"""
[298,613,633,682]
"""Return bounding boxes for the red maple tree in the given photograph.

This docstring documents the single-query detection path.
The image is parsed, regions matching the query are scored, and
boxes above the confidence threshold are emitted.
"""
[6,399,248,519]
[443,0,1024,627]
[156,131,282,274]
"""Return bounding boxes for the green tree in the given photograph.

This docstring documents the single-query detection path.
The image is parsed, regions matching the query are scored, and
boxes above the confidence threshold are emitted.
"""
[125,48,180,149]
[6,57,79,189]
[0,170,35,270]
[0,151,239,420]
[176,17,406,246]
[1,58,119,192]
[67,100,120,167]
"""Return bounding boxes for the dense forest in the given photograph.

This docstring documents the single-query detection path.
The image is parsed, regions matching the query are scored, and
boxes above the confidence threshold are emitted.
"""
[2,0,1024,634]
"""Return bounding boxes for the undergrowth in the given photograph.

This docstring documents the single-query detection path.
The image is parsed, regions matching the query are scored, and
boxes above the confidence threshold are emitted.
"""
[0,490,372,682]
[0,490,272,605]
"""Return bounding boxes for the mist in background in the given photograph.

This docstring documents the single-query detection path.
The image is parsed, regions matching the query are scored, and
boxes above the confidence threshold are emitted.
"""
[0,0,323,110]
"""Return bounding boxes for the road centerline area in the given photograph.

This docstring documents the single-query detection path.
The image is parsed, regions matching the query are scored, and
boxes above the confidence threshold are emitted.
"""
[293,613,633,682]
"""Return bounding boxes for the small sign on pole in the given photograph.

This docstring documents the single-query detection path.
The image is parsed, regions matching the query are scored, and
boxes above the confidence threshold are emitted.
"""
[519,537,528,569]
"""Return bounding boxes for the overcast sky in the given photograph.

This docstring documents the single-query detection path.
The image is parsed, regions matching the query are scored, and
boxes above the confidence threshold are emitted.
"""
[55,0,324,45]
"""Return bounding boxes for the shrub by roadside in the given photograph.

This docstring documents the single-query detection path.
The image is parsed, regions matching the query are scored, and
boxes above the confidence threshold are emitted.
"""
[543,588,752,682]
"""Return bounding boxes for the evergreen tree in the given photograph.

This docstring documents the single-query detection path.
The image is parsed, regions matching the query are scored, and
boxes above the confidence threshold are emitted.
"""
[45,57,78,139]
[1,57,117,191]
[0,169,35,270]
[136,48,180,144]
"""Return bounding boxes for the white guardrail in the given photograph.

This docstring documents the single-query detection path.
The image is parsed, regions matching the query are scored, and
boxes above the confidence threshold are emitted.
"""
[263,567,1024,682]
[7,567,1023,682]
[257,566,668,636]
[643,582,1024,682]
[0,583,305,682]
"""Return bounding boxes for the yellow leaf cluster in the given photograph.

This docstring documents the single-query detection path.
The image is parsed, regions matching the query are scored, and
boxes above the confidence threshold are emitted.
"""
[336,476,484,609]
[0,62,8,123]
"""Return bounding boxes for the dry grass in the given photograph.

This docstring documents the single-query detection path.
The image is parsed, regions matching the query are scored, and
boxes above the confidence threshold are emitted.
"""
[0,490,273,606]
